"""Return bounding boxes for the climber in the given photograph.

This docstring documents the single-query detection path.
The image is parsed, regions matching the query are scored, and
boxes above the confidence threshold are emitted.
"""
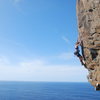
[95,83,100,91]
[74,41,86,66]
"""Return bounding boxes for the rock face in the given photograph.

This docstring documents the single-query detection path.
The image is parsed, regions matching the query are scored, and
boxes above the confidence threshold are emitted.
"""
[76,0,100,87]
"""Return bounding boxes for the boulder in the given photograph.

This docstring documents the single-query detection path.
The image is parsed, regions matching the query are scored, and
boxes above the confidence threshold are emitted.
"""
[76,0,100,89]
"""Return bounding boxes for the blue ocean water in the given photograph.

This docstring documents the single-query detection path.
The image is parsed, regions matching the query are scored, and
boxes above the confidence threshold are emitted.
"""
[0,82,100,100]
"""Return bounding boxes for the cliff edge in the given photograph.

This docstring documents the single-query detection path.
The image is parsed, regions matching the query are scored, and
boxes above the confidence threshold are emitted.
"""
[76,0,100,88]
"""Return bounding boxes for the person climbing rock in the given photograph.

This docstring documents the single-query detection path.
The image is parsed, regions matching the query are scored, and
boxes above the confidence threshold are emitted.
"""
[74,41,86,66]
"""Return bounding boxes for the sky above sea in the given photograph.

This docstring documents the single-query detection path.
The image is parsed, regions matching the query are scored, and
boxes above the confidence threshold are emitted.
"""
[0,0,88,82]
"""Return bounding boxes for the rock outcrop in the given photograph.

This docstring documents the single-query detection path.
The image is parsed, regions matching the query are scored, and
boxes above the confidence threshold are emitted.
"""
[76,0,100,88]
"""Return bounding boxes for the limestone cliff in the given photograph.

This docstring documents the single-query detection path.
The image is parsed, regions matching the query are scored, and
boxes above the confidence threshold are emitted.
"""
[76,0,100,88]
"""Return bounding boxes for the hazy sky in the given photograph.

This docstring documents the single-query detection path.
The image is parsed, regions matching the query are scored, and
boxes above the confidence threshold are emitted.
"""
[0,0,88,82]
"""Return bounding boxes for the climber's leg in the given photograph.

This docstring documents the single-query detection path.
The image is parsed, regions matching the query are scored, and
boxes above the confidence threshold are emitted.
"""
[79,56,85,65]
[82,59,86,64]
[74,50,86,67]
[79,57,84,65]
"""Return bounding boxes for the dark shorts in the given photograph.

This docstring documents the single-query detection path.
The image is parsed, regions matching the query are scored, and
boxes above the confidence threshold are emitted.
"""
[74,51,81,57]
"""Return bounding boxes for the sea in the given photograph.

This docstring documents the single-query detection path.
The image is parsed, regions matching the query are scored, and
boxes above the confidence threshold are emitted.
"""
[0,82,100,100]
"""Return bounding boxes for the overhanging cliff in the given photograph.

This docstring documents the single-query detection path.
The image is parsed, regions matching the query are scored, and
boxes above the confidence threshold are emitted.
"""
[76,0,100,88]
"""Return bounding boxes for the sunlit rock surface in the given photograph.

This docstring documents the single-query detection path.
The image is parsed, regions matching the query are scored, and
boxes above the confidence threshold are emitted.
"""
[76,0,100,87]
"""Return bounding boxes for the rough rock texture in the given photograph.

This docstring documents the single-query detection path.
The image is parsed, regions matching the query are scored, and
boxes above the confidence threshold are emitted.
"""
[76,0,100,87]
